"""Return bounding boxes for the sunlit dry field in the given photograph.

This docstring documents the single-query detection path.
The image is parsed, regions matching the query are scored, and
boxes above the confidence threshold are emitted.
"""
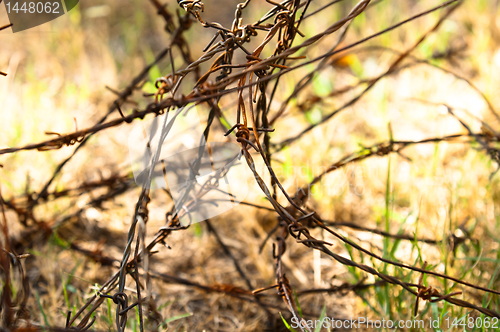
[1,0,500,331]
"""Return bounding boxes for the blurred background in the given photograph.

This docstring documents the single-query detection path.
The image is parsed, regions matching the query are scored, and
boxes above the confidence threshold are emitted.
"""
[2,0,500,331]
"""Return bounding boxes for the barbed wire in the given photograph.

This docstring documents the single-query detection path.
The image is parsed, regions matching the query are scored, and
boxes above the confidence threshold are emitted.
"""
[2,0,500,331]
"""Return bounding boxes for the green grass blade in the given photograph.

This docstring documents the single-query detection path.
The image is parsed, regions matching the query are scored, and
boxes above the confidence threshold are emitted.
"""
[314,305,327,332]
[280,312,298,332]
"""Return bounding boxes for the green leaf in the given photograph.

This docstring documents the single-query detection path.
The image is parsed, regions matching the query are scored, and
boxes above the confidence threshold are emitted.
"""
[305,107,322,125]
[142,81,158,94]
[34,290,50,327]
[219,115,232,132]
[161,312,193,328]
[280,312,298,332]
[50,231,69,249]
[314,305,327,332]
[294,290,303,318]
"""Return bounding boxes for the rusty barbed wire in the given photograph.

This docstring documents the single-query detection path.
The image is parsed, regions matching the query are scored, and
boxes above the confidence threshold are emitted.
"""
[3,0,500,330]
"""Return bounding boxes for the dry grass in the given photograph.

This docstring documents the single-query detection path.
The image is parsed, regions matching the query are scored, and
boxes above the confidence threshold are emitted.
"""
[1,0,500,331]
